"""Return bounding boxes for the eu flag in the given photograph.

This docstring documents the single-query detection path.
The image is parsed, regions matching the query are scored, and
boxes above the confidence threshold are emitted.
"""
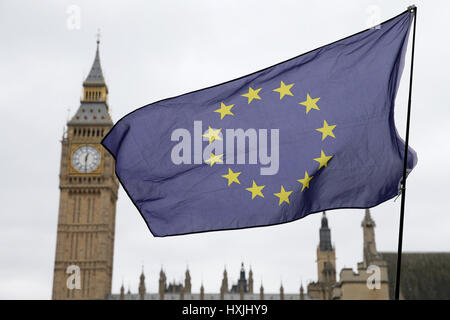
[102,10,417,236]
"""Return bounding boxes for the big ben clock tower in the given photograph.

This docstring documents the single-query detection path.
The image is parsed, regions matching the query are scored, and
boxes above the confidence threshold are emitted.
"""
[52,39,119,299]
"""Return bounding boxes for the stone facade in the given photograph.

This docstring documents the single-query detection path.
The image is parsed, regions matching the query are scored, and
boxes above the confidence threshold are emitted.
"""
[108,263,312,300]
[52,40,119,300]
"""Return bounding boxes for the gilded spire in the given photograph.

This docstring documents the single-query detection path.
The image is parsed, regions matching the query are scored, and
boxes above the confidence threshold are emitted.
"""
[69,36,111,126]
[84,34,105,86]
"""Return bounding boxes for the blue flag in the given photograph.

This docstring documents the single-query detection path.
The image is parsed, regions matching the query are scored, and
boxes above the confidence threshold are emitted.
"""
[102,10,417,237]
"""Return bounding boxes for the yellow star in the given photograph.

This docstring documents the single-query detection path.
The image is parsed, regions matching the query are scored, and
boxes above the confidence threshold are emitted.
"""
[273,186,293,206]
[214,102,234,120]
[245,180,265,199]
[297,171,313,192]
[273,81,294,100]
[205,153,223,166]
[242,87,262,104]
[299,93,320,114]
[221,168,241,186]
[202,126,222,144]
[313,150,333,170]
[316,120,336,141]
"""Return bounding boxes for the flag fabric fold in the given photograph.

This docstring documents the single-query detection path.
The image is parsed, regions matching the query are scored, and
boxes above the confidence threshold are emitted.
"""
[102,10,417,237]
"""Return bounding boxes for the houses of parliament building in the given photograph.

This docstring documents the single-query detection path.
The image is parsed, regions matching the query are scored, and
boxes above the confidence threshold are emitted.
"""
[51,40,450,301]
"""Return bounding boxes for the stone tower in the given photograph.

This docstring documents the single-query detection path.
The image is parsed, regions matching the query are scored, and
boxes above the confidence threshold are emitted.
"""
[200,283,205,300]
[300,284,305,300]
[248,266,254,294]
[260,282,264,300]
[238,262,248,292]
[52,39,119,300]
[317,212,336,284]
[119,283,125,300]
[139,268,146,300]
[362,209,380,266]
[159,268,167,300]
[220,267,228,300]
[279,283,284,300]
[308,212,337,300]
[184,267,192,294]
[332,209,389,300]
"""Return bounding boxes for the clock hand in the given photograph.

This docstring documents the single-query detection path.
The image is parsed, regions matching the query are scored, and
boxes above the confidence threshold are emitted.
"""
[85,153,88,172]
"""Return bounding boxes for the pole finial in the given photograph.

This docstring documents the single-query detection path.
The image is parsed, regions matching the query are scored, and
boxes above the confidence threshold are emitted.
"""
[407,5,416,13]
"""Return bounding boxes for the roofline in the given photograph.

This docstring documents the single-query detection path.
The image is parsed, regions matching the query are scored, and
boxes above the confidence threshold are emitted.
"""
[380,251,450,255]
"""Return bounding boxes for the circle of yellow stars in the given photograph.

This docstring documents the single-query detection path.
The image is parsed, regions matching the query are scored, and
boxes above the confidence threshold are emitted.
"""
[203,80,336,206]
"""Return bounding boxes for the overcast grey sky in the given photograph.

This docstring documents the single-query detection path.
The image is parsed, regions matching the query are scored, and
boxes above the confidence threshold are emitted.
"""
[1,0,449,299]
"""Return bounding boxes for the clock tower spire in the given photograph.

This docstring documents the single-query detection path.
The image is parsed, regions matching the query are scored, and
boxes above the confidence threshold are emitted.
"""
[52,39,119,300]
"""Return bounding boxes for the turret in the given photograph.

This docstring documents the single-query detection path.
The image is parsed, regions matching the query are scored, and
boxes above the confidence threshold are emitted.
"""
[237,262,248,292]
[260,282,264,300]
[220,266,228,300]
[68,37,112,128]
[280,283,284,300]
[313,212,337,300]
[319,212,332,251]
[184,267,191,294]
[200,283,205,300]
[138,268,146,300]
[316,212,336,286]
[119,283,125,300]
[180,286,185,300]
[362,209,380,265]
[82,37,108,103]
[159,267,166,300]
[248,266,254,294]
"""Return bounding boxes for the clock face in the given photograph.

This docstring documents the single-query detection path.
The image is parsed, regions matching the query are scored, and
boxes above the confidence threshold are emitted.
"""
[72,146,101,173]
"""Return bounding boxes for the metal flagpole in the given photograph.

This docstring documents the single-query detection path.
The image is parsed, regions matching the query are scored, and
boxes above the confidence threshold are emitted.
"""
[394,5,417,301]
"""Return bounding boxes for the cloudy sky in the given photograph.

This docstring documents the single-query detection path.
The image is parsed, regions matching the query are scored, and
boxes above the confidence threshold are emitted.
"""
[1,0,449,299]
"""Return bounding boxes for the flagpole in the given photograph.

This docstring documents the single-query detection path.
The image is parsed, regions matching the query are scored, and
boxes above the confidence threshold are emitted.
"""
[394,5,417,301]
